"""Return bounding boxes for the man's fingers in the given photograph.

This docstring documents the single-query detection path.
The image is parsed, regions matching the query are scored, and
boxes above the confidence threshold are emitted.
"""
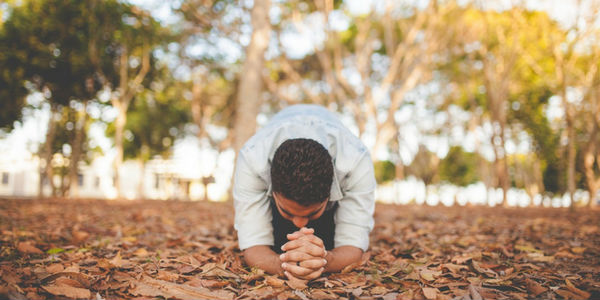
[298,258,327,269]
[286,227,315,240]
[280,251,314,263]
[281,262,316,277]
[282,240,326,257]
[299,227,314,234]
[288,267,324,281]
[296,234,324,248]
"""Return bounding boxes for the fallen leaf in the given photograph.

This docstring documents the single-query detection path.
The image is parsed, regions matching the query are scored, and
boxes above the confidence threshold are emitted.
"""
[310,290,338,300]
[527,252,554,262]
[468,284,483,300]
[131,276,234,300]
[371,286,388,295]
[515,244,542,253]
[42,284,91,299]
[570,247,586,254]
[565,279,591,299]
[41,272,91,288]
[351,287,363,297]
[451,255,472,264]
[17,242,43,254]
[525,278,547,297]
[294,290,310,300]
[422,287,438,300]
[188,278,229,288]
[441,263,468,274]
[264,276,285,288]
[45,264,64,274]
[556,289,582,299]
[420,269,442,281]
[555,250,581,259]
[200,264,239,278]
[285,276,308,290]
[472,261,497,278]
[109,251,124,268]
[133,248,150,257]
[156,270,179,281]
[382,292,399,300]
[71,230,89,243]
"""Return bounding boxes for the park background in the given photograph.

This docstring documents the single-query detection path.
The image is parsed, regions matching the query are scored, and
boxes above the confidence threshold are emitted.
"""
[1,0,600,207]
[1,1,600,299]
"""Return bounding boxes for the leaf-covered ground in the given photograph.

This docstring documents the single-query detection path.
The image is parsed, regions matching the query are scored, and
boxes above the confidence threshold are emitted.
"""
[0,198,598,300]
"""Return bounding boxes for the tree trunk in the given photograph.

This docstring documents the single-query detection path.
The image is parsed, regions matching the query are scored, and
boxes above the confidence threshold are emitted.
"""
[113,102,127,199]
[232,0,271,153]
[41,104,58,197]
[562,90,577,209]
[68,101,88,198]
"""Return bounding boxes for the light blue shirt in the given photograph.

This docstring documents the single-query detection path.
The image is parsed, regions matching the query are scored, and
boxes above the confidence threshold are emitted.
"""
[233,104,375,251]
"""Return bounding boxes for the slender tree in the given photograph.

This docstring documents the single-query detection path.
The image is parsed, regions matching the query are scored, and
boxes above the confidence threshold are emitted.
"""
[232,0,271,153]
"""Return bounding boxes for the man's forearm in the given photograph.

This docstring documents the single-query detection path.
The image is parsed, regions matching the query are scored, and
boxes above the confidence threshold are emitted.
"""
[242,245,284,275]
[324,245,363,272]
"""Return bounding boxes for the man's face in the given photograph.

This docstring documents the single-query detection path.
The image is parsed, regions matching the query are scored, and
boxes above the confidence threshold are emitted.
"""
[273,192,328,228]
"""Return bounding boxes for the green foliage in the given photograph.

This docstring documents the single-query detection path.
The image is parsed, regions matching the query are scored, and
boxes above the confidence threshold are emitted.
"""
[374,160,396,184]
[439,146,480,187]
[121,77,190,162]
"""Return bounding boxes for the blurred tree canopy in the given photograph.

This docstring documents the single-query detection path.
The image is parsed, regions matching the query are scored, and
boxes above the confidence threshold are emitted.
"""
[0,0,599,206]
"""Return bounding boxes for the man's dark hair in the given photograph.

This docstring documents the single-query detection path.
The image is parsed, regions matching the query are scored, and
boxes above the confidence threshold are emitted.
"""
[271,138,333,206]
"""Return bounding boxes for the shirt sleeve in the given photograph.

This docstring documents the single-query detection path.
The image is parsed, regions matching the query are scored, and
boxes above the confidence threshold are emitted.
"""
[233,152,274,250]
[334,152,376,251]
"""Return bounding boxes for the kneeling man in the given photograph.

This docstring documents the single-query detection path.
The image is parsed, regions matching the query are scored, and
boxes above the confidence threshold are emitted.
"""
[233,104,375,280]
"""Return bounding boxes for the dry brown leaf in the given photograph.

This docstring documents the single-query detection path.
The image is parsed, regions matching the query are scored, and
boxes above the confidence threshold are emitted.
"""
[54,277,86,289]
[382,292,400,300]
[525,278,546,297]
[42,284,91,299]
[422,287,438,300]
[156,270,179,281]
[245,287,277,300]
[40,272,91,288]
[264,276,285,288]
[285,276,308,290]
[468,285,483,300]
[17,242,43,254]
[555,250,581,259]
[276,291,296,300]
[294,290,310,300]
[310,290,338,300]
[451,255,472,264]
[527,252,554,262]
[565,279,591,299]
[441,263,468,274]
[200,264,239,278]
[200,279,230,288]
[371,286,388,295]
[45,264,64,274]
[420,269,442,281]
[71,230,89,243]
[109,251,124,268]
[472,261,497,278]
[571,247,586,254]
[351,287,363,297]
[556,289,583,299]
[133,247,150,257]
[131,276,234,300]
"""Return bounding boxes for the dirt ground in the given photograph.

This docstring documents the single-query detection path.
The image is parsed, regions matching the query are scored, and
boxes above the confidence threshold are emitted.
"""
[0,198,598,299]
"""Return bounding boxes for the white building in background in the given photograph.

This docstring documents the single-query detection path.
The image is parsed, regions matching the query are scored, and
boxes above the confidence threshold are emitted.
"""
[0,154,218,201]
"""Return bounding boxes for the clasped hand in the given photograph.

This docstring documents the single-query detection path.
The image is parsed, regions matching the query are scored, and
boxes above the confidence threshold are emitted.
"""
[279,227,327,280]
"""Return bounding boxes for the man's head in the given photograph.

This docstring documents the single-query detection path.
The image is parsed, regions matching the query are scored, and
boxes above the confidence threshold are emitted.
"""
[271,138,333,206]
[271,138,333,228]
